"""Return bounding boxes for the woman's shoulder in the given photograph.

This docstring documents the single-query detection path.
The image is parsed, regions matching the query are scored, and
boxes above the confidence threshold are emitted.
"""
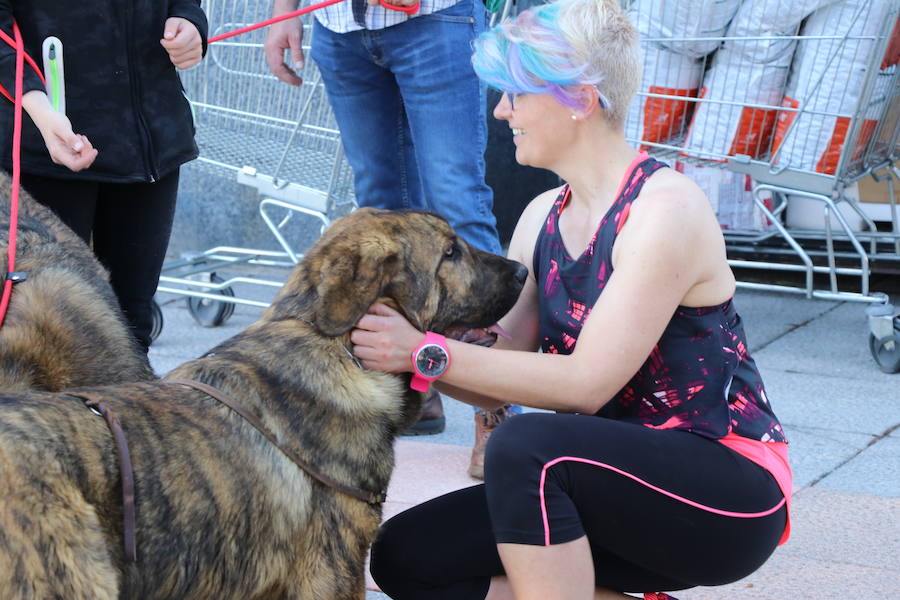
[518,184,565,235]
[632,165,715,226]
[506,184,566,264]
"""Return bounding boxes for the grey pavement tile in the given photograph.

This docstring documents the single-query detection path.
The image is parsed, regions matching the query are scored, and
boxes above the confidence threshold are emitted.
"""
[751,301,890,380]
[149,292,265,375]
[813,434,900,497]
[677,555,898,599]
[782,427,874,489]
[732,289,842,353]
[782,488,900,571]
[757,368,898,437]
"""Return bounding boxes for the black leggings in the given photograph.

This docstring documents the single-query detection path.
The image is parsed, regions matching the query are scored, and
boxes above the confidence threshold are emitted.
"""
[19,170,179,351]
[371,413,786,598]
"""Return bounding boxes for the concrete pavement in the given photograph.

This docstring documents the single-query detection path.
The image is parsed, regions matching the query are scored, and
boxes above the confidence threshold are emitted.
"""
[149,282,900,600]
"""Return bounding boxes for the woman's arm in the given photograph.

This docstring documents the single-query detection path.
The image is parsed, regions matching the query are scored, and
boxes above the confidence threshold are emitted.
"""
[445,181,722,414]
[22,90,97,171]
[353,176,726,414]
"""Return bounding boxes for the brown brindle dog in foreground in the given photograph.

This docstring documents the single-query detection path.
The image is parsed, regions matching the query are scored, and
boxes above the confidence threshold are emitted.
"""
[0,173,154,392]
[0,207,528,600]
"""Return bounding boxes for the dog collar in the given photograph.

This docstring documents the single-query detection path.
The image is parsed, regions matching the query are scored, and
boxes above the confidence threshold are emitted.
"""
[410,332,450,392]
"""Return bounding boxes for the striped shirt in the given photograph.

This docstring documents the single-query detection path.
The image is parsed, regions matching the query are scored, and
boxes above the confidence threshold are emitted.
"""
[311,0,461,32]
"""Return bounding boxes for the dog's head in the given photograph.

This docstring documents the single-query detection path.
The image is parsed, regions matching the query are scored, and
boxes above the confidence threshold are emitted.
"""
[266,208,528,342]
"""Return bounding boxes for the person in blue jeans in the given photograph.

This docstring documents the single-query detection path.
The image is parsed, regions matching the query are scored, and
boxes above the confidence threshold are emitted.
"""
[264,0,520,477]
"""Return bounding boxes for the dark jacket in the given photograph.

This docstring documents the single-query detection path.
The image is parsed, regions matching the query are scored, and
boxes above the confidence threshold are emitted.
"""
[0,0,208,183]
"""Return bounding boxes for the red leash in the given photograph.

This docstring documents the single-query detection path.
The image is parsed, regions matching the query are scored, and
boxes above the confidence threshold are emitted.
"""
[209,0,346,43]
[0,22,27,327]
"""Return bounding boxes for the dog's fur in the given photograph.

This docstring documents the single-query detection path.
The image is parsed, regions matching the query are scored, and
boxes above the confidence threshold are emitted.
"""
[0,207,527,599]
[0,173,154,392]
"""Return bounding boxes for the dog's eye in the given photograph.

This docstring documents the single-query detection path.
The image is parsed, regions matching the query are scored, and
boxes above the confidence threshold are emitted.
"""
[444,243,461,261]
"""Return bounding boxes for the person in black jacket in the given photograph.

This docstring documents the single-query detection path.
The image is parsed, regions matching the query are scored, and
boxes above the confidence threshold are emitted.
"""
[0,0,208,351]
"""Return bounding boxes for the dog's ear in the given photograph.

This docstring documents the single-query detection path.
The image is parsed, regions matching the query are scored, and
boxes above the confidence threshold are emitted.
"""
[312,242,401,336]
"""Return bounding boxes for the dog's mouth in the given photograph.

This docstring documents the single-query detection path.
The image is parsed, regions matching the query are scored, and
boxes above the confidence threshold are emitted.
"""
[442,323,511,347]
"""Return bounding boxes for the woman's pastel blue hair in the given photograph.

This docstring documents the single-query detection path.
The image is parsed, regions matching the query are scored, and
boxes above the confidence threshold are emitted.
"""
[472,2,606,110]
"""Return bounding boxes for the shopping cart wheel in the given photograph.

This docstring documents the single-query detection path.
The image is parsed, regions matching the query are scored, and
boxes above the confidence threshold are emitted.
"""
[868,317,900,374]
[149,299,164,342]
[186,274,236,328]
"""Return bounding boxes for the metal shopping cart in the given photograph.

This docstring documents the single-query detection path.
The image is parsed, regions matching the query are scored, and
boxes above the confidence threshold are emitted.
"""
[153,0,355,334]
[624,0,900,372]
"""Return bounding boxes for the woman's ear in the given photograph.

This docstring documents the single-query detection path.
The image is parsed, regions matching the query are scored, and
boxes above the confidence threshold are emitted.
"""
[572,84,602,120]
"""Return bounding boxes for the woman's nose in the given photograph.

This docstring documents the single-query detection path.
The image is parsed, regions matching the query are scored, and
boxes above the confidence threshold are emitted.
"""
[494,92,513,120]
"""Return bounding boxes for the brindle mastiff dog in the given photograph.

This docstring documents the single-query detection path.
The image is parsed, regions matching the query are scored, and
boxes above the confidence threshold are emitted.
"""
[0,173,154,392]
[0,208,528,600]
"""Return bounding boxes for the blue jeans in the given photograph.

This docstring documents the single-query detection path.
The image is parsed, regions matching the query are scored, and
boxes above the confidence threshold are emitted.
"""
[311,0,501,255]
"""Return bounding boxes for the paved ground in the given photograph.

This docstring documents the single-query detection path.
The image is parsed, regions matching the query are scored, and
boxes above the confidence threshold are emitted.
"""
[150,275,900,600]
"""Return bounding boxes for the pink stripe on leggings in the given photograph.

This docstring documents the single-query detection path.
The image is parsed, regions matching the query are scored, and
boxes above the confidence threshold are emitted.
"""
[538,456,787,546]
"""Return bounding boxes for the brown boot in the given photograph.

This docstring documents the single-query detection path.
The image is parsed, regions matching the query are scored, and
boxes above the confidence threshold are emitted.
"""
[401,389,445,436]
[468,404,514,480]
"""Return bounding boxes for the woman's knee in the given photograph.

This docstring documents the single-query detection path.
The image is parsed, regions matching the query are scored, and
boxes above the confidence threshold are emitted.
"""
[484,412,555,478]
[369,515,409,593]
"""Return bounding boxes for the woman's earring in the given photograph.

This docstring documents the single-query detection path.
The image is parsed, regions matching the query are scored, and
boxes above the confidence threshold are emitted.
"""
[571,114,578,121]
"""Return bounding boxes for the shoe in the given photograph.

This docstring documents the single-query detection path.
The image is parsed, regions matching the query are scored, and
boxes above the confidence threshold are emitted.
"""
[468,404,514,480]
[401,389,445,436]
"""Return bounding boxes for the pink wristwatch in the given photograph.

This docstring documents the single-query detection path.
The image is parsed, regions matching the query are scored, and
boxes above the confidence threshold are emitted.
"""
[410,332,450,392]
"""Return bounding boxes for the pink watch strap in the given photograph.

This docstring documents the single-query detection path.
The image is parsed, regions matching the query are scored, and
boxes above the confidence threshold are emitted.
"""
[410,332,449,392]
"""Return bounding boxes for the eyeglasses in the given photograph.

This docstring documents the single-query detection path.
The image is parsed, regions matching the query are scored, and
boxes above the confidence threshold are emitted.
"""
[505,92,525,110]
[505,88,611,112]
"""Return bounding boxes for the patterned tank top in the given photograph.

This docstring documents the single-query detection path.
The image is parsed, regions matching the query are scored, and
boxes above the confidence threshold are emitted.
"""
[533,154,786,444]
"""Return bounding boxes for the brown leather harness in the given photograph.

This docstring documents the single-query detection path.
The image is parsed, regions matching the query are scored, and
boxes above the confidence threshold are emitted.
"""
[71,379,387,563]
[64,391,138,563]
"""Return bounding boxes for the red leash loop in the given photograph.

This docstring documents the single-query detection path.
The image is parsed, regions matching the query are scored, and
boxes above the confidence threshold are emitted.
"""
[379,0,420,15]
[0,21,26,327]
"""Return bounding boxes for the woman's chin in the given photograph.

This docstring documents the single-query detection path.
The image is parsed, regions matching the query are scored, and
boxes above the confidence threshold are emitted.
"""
[514,148,536,168]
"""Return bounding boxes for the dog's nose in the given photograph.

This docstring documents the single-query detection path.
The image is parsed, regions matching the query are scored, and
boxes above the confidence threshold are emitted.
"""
[513,264,528,285]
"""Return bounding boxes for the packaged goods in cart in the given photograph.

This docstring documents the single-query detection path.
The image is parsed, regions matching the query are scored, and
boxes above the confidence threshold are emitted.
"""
[625,0,740,149]
[628,0,740,59]
[680,0,832,161]
[676,161,773,231]
[771,0,894,175]
[625,44,702,147]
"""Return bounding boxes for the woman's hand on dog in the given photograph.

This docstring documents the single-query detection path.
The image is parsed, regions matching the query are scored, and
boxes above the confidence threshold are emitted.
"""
[23,90,98,172]
[351,303,424,373]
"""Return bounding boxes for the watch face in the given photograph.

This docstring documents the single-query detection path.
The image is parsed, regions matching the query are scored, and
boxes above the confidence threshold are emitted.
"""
[415,344,449,378]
